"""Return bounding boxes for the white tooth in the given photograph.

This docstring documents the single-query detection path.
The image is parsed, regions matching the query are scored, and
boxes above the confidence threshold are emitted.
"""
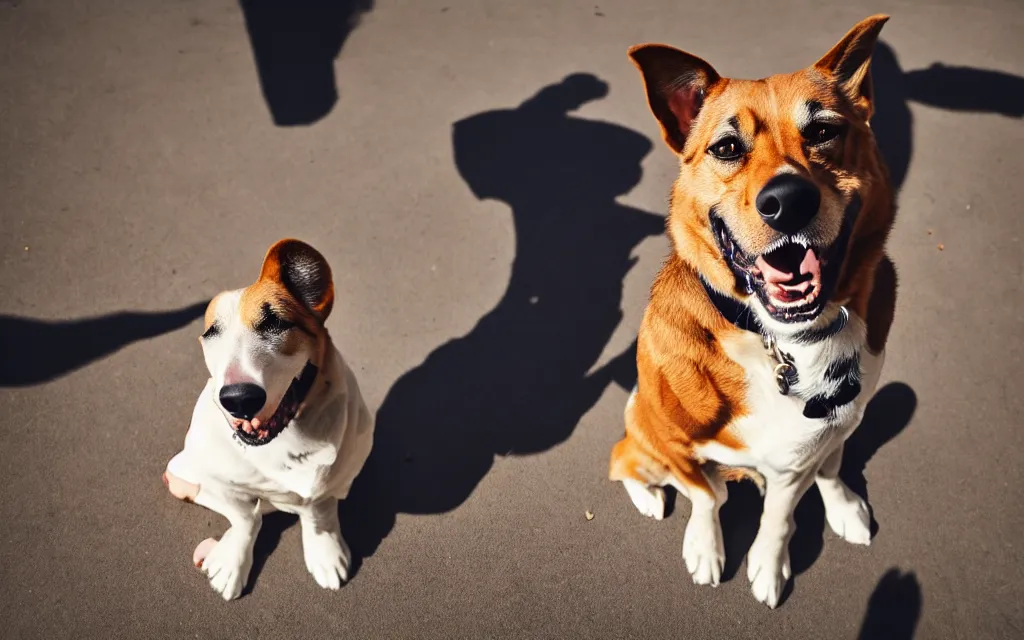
[764,237,787,254]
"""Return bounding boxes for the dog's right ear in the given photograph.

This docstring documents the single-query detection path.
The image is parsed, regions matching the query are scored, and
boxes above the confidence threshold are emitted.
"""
[628,45,721,153]
[259,239,335,322]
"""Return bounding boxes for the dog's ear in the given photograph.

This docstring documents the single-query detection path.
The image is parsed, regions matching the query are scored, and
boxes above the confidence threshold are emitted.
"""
[814,15,889,119]
[628,44,721,153]
[259,239,335,322]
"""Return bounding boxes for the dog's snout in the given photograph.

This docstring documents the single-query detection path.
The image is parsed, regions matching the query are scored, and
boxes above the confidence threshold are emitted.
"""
[755,175,821,234]
[219,383,267,420]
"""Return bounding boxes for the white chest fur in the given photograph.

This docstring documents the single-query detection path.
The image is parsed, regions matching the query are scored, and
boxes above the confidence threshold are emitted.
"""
[695,311,884,475]
[174,361,374,509]
[180,384,338,501]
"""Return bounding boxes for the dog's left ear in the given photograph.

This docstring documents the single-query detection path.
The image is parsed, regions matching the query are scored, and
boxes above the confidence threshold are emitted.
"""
[259,239,335,322]
[814,14,889,119]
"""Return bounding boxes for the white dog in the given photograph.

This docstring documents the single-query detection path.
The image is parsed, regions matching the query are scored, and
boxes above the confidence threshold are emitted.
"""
[163,238,374,600]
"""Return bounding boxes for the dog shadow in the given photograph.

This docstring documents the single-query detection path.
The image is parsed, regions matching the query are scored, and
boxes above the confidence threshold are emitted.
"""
[718,382,918,587]
[871,40,1024,194]
[336,73,664,573]
[857,568,923,639]
[239,0,374,126]
[0,302,208,388]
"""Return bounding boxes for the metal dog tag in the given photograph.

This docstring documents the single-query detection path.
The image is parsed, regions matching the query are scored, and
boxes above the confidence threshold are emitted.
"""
[764,333,797,395]
[774,362,796,395]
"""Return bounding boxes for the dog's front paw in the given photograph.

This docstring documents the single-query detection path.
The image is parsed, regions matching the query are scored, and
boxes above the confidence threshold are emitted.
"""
[682,515,725,587]
[746,540,791,609]
[824,489,872,546]
[198,532,253,601]
[302,529,351,590]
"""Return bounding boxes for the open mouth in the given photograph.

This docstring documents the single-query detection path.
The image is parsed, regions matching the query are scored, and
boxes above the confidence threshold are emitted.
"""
[710,199,859,323]
[227,362,319,447]
[230,396,297,446]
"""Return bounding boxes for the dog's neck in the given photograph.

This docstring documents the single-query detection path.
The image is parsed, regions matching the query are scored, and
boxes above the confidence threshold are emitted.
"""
[699,274,865,420]
[291,336,346,435]
[698,275,849,345]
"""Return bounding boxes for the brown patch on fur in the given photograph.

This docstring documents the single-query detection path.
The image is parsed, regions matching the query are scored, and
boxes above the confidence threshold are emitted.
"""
[239,282,313,332]
[609,256,750,497]
[611,15,896,497]
[259,239,335,320]
[235,239,337,363]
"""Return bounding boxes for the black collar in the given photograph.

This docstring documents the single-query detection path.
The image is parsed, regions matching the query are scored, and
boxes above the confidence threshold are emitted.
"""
[698,277,847,344]
[233,361,319,447]
[699,276,763,335]
[792,306,849,344]
[699,276,859,418]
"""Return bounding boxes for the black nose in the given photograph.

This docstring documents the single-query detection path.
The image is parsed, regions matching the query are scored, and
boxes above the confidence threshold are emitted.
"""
[755,175,821,234]
[219,383,266,420]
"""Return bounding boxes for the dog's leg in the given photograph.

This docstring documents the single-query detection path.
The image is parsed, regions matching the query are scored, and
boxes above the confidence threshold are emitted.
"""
[815,443,871,545]
[163,463,260,601]
[191,490,261,601]
[612,395,726,585]
[610,432,667,520]
[296,497,350,590]
[677,465,728,588]
[746,469,816,609]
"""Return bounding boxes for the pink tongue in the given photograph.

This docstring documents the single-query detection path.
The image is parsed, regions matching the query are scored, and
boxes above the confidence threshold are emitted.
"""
[756,247,819,285]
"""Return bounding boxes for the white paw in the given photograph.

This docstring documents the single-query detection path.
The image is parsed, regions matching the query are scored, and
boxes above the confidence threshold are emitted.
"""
[199,532,253,601]
[682,516,725,587]
[824,490,872,546]
[746,540,791,609]
[623,479,665,520]
[303,530,351,590]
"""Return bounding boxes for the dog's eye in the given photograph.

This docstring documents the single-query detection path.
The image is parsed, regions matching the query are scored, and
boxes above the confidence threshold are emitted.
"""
[256,308,295,336]
[804,122,843,145]
[201,323,220,340]
[708,137,744,161]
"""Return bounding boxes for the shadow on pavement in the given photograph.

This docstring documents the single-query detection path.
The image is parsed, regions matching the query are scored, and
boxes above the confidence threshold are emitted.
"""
[871,40,1024,194]
[857,568,923,639]
[239,0,373,126]
[337,73,664,574]
[0,302,208,388]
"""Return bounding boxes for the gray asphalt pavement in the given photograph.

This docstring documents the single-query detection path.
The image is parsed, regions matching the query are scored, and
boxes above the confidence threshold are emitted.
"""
[1,1,1022,638]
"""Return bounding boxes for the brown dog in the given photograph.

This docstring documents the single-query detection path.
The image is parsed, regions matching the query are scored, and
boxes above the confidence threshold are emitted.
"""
[609,15,897,608]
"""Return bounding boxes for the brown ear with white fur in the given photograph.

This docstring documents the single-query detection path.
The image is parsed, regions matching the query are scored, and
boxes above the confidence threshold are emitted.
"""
[814,14,889,119]
[259,239,334,322]
[628,44,721,153]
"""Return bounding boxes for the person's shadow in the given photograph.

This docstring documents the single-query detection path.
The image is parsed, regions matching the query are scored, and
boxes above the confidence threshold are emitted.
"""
[338,73,665,569]
[0,302,208,388]
[857,568,923,639]
[239,1,374,126]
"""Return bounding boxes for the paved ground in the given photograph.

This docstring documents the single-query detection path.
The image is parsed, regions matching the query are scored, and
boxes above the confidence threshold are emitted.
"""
[1,0,1022,638]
